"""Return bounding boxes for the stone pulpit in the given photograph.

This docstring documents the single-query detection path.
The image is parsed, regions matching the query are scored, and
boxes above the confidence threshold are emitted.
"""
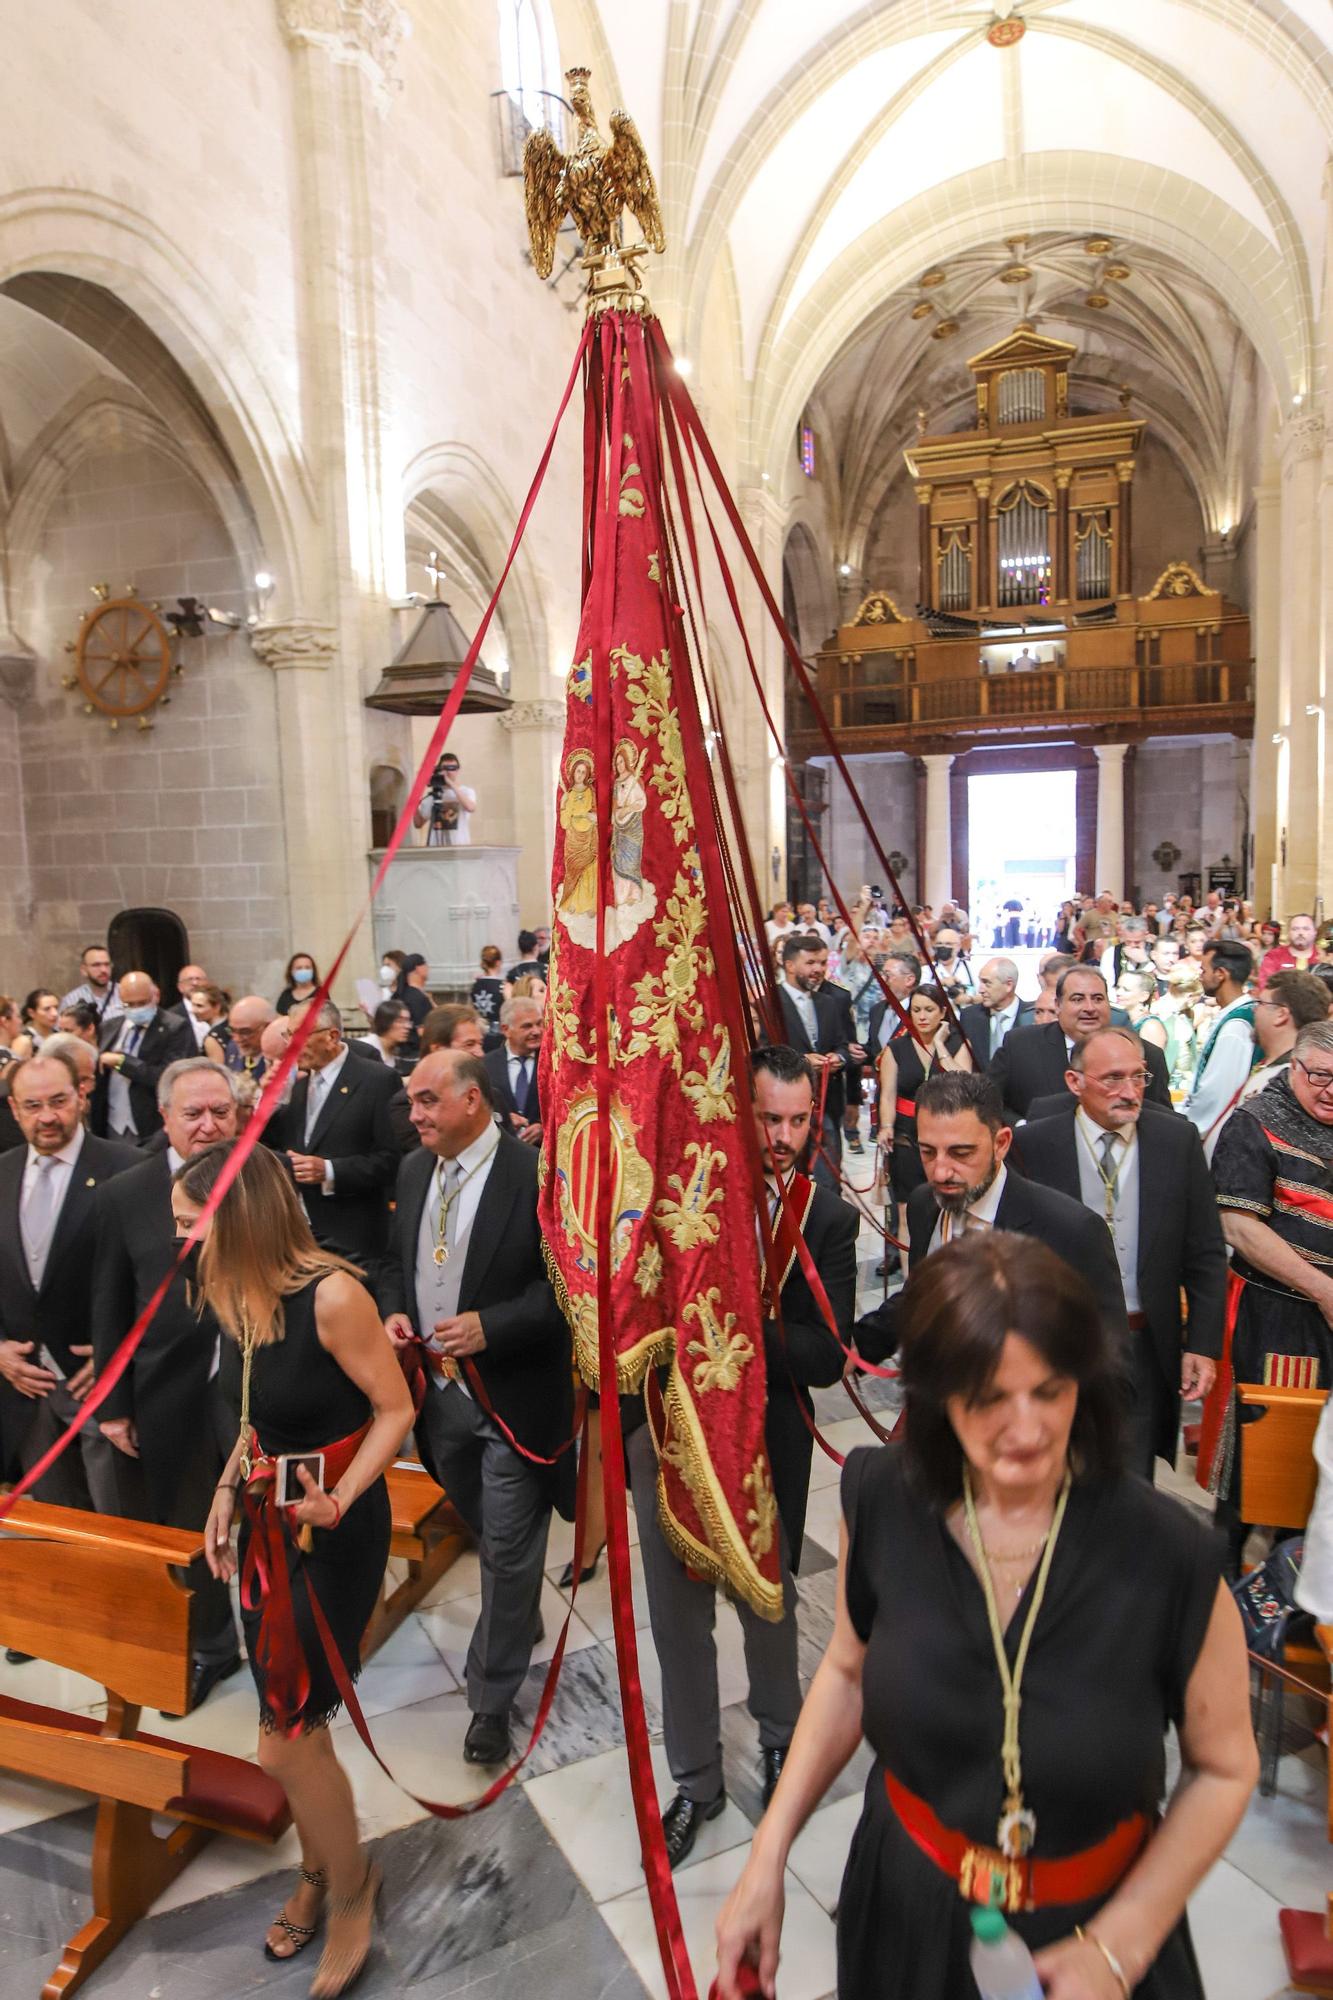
[369,843,520,992]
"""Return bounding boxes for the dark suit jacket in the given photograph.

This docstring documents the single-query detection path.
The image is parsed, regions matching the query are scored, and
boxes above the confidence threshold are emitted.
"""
[777,985,851,1120]
[763,1182,859,1566]
[988,1021,1171,1122]
[91,1147,222,1519]
[483,1044,542,1128]
[380,1131,572,1466]
[958,999,1036,1072]
[0,1132,139,1476]
[265,1051,402,1269]
[854,1166,1127,1364]
[90,1008,195,1139]
[1012,1102,1228,1454]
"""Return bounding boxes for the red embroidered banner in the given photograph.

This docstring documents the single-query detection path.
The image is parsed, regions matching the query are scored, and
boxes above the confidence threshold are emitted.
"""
[539,311,783,1622]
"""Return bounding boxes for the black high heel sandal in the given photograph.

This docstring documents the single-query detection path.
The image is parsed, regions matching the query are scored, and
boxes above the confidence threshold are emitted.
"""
[558,1542,606,1590]
[264,1864,327,1960]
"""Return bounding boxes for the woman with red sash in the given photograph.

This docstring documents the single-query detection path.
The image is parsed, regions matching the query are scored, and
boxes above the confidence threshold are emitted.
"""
[180,1142,413,1997]
[715,1234,1256,1999]
[876,982,972,1203]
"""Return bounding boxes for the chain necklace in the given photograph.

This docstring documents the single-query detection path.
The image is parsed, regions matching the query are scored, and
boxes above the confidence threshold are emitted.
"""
[961,1465,1072,1860]
[1075,1116,1135,1228]
[236,1308,262,1480]
[433,1135,501,1266]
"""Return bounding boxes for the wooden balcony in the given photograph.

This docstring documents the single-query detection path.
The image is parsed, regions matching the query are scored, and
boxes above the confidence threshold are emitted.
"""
[788,658,1254,756]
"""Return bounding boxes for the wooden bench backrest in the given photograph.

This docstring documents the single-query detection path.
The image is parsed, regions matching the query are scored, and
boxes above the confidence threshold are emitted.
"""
[1237,1384,1328,1529]
[0,1500,200,1714]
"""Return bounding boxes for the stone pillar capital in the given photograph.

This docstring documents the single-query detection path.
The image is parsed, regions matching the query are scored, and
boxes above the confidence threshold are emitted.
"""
[922,750,955,771]
[249,618,338,670]
[1094,741,1129,767]
[1282,411,1325,470]
[497,698,566,733]
[277,0,408,91]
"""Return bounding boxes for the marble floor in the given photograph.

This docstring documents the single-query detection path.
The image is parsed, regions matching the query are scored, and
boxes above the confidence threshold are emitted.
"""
[0,1191,1325,1998]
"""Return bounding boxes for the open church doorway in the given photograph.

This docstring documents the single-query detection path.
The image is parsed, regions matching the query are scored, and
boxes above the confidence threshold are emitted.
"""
[967,770,1076,992]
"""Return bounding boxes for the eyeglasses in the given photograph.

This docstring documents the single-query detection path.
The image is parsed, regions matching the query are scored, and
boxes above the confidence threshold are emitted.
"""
[1296,1060,1333,1092]
[1087,1070,1148,1089]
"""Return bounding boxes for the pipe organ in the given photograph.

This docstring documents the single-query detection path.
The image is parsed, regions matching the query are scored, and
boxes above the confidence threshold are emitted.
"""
[906,326,1143,618]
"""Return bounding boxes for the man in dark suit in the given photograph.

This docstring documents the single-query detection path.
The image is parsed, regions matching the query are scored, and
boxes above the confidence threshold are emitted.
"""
[92,1057,242,1707]
[958,956,1035,1070]
[265,998,401,1276]
[382,1050,571,1769]
[482,996,543,1144]
[90,970,195,1142]
[1014,1026,1227,1476]
[806,936,866,1157]
[776,933,850,1191]
[988,965,1170,1122]
[854,1070,1126,1363]
[630,1046,859,1866]
[0,1051,138,1510]
[866,951,921,1061]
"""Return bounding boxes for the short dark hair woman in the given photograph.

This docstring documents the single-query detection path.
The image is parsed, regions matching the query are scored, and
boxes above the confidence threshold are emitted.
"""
[182,1142,413,1995]
[715,1233,1255,2000]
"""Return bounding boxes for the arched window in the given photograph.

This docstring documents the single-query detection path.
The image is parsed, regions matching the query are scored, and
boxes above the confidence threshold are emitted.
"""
[498,0,556,133]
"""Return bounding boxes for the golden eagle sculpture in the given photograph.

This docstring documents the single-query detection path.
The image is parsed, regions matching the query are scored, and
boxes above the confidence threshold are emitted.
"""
[523,66,666,280]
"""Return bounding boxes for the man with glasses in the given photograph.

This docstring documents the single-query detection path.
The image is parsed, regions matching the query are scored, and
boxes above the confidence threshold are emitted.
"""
[1205,1020,1333,1541]
[1015,1027,1227,1478]
[1185,938,1258,1160]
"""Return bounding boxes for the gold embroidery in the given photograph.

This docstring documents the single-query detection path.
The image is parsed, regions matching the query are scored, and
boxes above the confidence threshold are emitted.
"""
[623,871,712,1071]
[743,1453,778,1560]
[612,643,692,848]
[684,1287,754,1394]
[634,1238,664,1297]
[554,1089,654,1278]
[619,433,645,517]
[680,1027,737,1123]
[655,1141,727,1250]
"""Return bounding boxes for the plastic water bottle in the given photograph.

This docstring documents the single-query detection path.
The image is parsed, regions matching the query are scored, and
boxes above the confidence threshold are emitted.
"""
[968,1904,1043,2000]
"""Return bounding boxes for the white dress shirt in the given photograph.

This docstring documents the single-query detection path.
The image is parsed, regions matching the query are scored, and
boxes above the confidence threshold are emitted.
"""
[20,1127,85,1291]
[107,1014,151,1135]
[988,997,1020,1056]
[787,982,818,1046]
[414,1125,502,1400]
[1074,1108,1141,1312]
[926,1162,1008,1255]
[303,1047,349,1190]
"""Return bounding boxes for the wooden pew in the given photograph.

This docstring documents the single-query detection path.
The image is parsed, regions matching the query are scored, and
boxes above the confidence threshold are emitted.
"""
[361,1458,470,1658]
[1236,1384,1333,1995]
[0,1498,289,2000]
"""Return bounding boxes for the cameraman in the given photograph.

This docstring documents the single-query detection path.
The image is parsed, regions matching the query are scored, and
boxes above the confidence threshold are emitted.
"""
[416,751,477,847]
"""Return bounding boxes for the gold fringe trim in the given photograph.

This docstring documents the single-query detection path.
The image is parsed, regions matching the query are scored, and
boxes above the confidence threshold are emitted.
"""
[649,1369,785,1623]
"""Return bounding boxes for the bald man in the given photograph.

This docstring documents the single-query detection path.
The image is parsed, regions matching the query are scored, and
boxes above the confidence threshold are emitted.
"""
[222,995,275,1084]
[166,965,212,1047]
[90,971,194,1142]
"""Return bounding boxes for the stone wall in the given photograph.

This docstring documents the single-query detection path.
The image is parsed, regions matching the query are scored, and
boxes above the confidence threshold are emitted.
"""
[13,439,289,995]
[814,753,917,906]
[1130,734,1248,903]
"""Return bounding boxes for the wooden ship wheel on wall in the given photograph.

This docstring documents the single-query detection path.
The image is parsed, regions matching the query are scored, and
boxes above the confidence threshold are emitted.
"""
[62,582,178,731]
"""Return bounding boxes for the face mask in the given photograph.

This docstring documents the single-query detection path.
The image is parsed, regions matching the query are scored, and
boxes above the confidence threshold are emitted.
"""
[379,965,395,985]
[126,1003,156,1026]
[292,968,314,986]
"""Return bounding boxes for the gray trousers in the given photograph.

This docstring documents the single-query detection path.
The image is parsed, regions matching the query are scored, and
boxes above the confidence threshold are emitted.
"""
[19,1382,124,1514]
[627,1419,801,1802]
[418,1381,550,1714]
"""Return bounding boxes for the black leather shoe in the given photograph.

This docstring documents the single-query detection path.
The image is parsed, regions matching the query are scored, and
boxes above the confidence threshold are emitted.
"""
[159,1651,242,1720]
[761,1746,788,1808]
[558,1542,605,1591]
[4,1649,33,1666]
[661,1789,725,1870]
[847,1135,865,1156]
[875,1252,901,1279]
[464,1710,513,1765]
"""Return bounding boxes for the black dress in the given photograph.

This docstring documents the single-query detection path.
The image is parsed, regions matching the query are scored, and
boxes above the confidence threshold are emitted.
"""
[836,1447,1222,1999]
[884,1035,965,1201]
[220,1275,391,1732]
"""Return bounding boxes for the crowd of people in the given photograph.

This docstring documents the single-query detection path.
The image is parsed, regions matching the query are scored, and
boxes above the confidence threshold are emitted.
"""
[4,880,1318,1995]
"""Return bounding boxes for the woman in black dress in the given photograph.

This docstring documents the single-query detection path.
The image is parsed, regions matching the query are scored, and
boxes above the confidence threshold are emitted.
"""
[183,1142,413,1999]
[715,1234,1256,2000]
[393,952,434,1055]
[276,950,320,1015]
[876,983,973,1202]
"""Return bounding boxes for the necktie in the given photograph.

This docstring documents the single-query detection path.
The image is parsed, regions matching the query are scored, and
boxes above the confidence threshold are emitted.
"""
[22,1158,59,1285]
[435,1159,468,1322]
[304,1071,324,1146]
[125,1023,144,1058]
[515,1057,531,1117]
[1098,1130,1120,1223]
[991,1010,1004,1057]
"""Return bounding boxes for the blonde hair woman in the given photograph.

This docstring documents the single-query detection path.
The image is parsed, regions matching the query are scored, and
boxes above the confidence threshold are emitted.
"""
[183,1142,412,1996]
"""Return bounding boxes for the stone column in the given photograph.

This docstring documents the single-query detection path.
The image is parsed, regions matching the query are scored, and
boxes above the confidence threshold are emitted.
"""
[922,752,954,911]
[1249,473,1281,907]
[1094,743,1128,899]
[498,698,566,919]
[738,485,790,899]
[1275,413,1325,917]
[272,0,407,995]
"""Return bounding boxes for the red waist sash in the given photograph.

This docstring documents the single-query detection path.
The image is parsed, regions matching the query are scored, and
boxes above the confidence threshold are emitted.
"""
[240,1422,370,1736]
[883,1768,1149,1915]
[894,1097,916,1122]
